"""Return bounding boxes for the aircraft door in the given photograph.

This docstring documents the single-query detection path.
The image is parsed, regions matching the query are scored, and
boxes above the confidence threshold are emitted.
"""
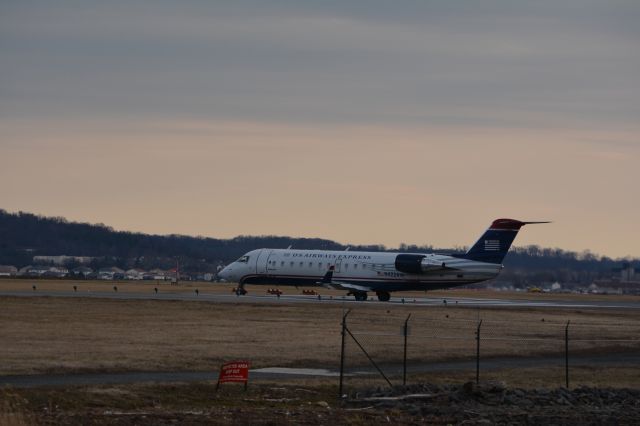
[255,249,273,274]
[266,251,277,273]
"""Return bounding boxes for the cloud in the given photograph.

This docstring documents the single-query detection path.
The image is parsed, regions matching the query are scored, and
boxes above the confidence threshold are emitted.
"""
[1,1,639,256]
[1,0,639,129]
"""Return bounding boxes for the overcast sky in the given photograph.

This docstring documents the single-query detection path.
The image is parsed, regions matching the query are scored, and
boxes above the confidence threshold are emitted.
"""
[1,1,639,257]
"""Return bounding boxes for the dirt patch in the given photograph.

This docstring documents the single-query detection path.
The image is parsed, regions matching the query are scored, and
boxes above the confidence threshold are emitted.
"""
[3,381,639,425]
[347,381,640,425]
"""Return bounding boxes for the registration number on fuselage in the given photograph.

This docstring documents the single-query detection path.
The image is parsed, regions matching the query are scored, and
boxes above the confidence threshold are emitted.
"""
[378,271,405,278]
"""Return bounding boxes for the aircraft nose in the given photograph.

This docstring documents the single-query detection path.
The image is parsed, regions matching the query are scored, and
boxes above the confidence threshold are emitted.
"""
[217,266,231,281]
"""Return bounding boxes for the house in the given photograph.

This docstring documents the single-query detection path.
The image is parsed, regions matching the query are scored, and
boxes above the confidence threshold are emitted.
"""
[98,266,125,280]
[21,265,50,277]
[72,266,94,278]
[125,269,145,280]
[148,269,168,280]
[0,265,18,277]
[18,265,33,276]
[42,267,69,278]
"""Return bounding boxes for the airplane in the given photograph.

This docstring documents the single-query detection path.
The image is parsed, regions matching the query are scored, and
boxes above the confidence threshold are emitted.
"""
[216,218,548,301]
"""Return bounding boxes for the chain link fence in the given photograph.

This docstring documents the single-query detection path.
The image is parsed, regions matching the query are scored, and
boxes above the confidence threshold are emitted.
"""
[338,308,640,397]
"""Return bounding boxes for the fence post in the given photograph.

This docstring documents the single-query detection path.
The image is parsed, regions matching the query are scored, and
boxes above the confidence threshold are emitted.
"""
[403,314,411,386]
[339,309,351,398]
[476,319,482,385]
[565,320,570,388]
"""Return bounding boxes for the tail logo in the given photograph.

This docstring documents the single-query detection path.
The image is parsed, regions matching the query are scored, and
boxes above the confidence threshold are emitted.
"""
[484,239,500,251]
[461,219,549,264]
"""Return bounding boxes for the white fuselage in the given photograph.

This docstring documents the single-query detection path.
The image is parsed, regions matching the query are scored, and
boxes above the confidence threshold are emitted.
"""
[218,248,502,293]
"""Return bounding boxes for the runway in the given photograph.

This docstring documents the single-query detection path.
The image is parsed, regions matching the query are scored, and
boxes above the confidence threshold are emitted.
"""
[2,352,639,388]
[1,289,639,309]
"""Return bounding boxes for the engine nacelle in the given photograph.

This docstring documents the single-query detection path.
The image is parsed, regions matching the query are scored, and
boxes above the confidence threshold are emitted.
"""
[395,254,424,274]
[395,254,447,274]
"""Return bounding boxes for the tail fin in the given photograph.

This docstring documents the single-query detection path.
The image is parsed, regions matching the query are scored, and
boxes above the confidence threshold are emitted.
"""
[459,219,549,264]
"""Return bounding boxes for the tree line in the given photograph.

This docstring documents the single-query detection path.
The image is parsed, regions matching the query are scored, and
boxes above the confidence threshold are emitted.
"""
[0,209,635,285]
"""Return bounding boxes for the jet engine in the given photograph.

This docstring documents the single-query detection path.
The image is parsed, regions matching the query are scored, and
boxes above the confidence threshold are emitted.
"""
[395,254,447,274]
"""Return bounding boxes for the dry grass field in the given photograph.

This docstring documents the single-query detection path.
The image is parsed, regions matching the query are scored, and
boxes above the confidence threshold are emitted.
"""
[0,278,238,295]
[1,283,640,425]
[1,282,639,377]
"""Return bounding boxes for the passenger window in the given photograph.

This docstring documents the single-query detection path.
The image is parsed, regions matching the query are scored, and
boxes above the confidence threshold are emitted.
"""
[309,262,313,267]
[280,261,285,267]
[354,264,358,270]
[290,261,295,267]
[299,262,303,267]
[345,263,349,269]
[319,262,323,268]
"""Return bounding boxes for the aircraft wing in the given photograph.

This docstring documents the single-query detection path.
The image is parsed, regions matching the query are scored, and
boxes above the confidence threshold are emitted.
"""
[324,281,373,292]
[316,266,374,292]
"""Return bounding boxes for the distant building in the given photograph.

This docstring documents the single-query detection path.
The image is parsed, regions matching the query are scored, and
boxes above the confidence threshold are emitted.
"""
[42,266,69,278]
[32,255,94,265]
[18,265,69,278]
[0,265,18,276]
[592,279,640,295]
[620,263,638,282]
[125,269,145,280]
[145,269,165,280]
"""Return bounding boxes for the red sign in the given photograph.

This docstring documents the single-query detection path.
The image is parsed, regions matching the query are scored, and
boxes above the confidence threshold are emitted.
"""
[217,361,250,388]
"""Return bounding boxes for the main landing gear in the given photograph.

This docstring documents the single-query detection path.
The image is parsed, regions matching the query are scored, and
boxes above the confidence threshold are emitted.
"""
[353,292,367,301]
[376,291,391,302]
[234,285,247,296]
[349,291,391,302]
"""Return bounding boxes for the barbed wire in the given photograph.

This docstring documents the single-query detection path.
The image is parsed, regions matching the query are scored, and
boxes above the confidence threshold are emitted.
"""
[345,316,640,331]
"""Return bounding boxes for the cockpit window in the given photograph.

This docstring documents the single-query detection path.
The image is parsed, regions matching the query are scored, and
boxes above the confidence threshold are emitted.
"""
[237,255,250,263]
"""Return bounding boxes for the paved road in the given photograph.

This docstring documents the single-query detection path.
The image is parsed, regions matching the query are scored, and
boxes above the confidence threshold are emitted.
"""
[2,353,638,388]
[1,290,639,309]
